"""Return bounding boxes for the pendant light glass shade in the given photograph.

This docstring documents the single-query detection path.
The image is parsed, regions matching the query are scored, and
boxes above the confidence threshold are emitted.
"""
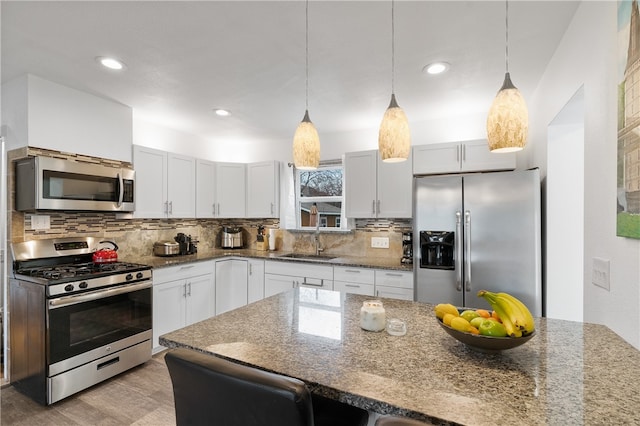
[486,72,528,152]
[293,110,320,170]
[379,94,411,162]
[378,0,410,163]
[487,0,528,153]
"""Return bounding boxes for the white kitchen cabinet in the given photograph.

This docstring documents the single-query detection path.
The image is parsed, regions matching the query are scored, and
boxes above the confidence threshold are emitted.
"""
[264,261,333,297]
[247,161,280,218]
[215,259,249,315]
[196,159,217,218]
[412,139,515,175]
[345,149,412,219]
[248,259,265,303]
[152,261,215,351]
[374,270,414,301]
[333,266,375,296]
[2,74,132,162]
[133,145,196,218]
[216,162,246,218]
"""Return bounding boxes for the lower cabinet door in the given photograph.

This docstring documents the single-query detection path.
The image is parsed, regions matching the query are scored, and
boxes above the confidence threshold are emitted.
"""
[153,280,187,350]
[186,274,216,325]
[264,274,296,298]
[215,260,248,315]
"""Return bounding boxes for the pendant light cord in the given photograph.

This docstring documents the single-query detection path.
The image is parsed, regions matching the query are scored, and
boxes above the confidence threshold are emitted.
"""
[305,0,309,111]
[391,0,396,94]
[505,0,509,74]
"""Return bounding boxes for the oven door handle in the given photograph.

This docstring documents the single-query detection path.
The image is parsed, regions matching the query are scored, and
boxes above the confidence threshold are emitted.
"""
[48,281,152,309]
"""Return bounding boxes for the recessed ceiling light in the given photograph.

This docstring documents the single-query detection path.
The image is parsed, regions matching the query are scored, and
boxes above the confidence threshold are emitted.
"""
[96,56,126,70]
[423,62,450,75]
[214,109,231,117]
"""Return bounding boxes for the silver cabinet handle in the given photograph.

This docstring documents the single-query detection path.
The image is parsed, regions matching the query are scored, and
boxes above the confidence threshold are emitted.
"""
[249,263,253,276]
[169,201,173,214]
[164,201,169,214]
[183,283,187,298]
[345,269,361,273]
[464,210,471,292]
[456,145,460,163]
[385,273,403,277]
[179,265,195,270]
[462,144,466,162]
[372,200,376,215]
[377,200,381,214]
[270,202,274,215]
[188,282,192,296]
[345,284,360,288]
[455,211,462,292]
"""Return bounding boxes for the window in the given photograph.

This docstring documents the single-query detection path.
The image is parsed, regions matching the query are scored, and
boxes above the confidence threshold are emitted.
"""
[296,164,345,230]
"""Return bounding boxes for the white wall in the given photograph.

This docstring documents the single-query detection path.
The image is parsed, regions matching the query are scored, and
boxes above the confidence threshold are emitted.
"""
[529,1,640,347]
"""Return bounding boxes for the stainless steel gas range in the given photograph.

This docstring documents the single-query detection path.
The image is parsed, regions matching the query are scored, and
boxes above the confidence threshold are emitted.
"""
[9,237,152,405]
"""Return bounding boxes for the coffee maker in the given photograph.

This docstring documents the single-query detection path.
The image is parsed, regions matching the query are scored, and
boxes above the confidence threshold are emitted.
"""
[401,232,413,264]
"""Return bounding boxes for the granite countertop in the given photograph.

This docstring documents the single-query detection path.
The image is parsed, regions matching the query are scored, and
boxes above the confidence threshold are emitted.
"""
[131,248,413,272]
[160,289,640,425]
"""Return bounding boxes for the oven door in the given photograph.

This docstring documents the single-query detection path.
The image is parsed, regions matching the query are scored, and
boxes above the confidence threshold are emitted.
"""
[47,281,151,373]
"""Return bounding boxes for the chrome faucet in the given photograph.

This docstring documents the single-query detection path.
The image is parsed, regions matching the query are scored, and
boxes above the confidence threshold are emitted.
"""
[314,211,323,256]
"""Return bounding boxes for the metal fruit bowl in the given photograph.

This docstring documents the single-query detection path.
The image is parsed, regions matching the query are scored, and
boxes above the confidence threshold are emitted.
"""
[436,311,536,353]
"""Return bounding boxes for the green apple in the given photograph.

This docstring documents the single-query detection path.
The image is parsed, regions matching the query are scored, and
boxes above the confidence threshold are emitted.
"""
[479,319,508,337]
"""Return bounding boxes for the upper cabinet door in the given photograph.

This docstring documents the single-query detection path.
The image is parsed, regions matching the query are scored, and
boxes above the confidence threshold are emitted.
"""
[167,153,196,218]
[133,145,167,218]
[377,149,413,218]
[216,162,246,218]
[345,150,377,219]
[460,139,516,172]
[247,161,280,218]
[412,142,460,175]
[196,159,217,218]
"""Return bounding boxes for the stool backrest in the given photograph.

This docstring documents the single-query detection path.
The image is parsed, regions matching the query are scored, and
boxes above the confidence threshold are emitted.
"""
[165,348,314,426]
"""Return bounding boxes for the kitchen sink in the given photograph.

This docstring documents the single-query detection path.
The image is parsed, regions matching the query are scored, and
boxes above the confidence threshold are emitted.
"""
[276,253,338,262]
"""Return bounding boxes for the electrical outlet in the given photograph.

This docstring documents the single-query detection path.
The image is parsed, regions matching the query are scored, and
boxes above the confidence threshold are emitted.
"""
[31,214,50,230]
[371,237,389,249]
[592,257,610,290]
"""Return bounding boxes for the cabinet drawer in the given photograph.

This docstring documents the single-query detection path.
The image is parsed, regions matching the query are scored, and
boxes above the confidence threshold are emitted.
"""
[153,260,214,284]
[265,261,333,280]
[374,270,413,289]
[333,266,374,284]
[334,281,375,296]
[375,285,414,301]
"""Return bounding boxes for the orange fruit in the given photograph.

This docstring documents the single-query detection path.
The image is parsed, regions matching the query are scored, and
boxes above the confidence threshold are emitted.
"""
[491,310,501,321]
[468,326,480,335]
[475,309,491,319]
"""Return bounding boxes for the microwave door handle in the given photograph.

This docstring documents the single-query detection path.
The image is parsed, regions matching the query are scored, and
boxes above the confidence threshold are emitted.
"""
[455,211,462,292]
[116,172,124,208]
[464,210,471,292]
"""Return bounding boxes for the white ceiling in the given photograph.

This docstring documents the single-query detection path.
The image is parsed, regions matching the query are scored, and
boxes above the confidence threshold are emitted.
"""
[1,1,580,147]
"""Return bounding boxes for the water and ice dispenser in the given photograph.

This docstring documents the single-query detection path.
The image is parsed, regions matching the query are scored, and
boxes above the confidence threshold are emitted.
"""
[419,231,455,270]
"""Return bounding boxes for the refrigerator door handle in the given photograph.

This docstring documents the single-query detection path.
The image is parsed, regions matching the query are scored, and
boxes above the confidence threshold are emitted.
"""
[464,210,471,292]
[455,211,463,291]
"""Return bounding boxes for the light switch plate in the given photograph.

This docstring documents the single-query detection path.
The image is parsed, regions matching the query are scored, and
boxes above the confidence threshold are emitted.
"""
[371,237,389,249]
[592,257,610,290]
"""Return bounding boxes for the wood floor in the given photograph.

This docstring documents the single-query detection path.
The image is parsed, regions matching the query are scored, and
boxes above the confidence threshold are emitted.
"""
[0,351,176,426]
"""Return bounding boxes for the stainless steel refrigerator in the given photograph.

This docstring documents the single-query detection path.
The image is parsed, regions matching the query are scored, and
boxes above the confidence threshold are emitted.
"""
[414,169,542,317]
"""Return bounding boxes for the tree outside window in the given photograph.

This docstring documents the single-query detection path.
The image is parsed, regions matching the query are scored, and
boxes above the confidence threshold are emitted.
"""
[297,166,344,229]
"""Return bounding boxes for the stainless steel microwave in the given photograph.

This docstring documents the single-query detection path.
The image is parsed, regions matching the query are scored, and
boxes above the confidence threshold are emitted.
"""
[15,156,135,212]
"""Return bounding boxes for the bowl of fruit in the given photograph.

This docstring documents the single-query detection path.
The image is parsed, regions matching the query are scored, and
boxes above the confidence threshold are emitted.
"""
[434,290,536,353]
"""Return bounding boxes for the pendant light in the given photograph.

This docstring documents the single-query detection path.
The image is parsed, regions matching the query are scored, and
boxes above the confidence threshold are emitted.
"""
[486,0,529,153]
[292,0,320,170]
[378,0,411,163]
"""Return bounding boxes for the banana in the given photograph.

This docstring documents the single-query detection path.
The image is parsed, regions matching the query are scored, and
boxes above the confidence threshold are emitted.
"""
[495,292,535,335]
[477,290,522,338]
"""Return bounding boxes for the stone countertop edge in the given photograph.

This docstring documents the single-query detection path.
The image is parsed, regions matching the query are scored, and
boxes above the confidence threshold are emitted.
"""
[130,248,413,272]
[159,290,640,426]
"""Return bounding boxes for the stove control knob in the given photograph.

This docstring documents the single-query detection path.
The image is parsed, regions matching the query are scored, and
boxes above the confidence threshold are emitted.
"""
[126,273,133,281]
[64,284,74,292]
[136,272,144,280]
[79,282,88,289]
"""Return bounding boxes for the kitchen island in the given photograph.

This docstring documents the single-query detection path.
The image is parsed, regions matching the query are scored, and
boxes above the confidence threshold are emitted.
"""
[160,288,640,425]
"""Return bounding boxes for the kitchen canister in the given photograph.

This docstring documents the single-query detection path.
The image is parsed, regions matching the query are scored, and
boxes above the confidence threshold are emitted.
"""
[360,300,386,332]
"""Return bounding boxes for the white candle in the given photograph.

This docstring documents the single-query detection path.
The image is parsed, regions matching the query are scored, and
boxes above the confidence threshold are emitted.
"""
[360,300,386,332]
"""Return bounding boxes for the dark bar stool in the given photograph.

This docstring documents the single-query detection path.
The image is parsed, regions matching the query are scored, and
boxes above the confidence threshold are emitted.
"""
[376,415,435,425]
[165,348,368,426]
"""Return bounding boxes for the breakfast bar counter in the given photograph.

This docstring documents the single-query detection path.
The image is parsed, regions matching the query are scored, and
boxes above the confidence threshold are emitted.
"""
[159,289,640,425]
